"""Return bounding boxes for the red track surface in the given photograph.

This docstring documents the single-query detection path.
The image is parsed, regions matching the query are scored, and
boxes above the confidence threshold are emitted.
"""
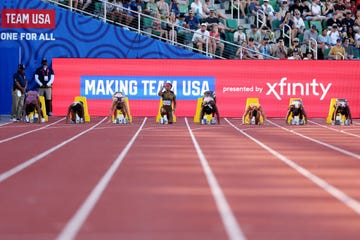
[0,117,360,240]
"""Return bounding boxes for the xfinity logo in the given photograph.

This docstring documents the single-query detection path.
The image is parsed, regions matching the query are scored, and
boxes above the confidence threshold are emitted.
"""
[266,77,332,100]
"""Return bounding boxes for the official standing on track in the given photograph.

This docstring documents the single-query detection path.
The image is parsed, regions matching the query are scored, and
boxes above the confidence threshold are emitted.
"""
[35,57,55,116]
[11,64,27,122]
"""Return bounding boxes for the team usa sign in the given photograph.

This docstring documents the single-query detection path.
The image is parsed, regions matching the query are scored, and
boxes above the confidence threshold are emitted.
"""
[1,9,55,28]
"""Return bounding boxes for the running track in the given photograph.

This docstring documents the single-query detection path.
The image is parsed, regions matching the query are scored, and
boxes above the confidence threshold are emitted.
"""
[0,117,360,240]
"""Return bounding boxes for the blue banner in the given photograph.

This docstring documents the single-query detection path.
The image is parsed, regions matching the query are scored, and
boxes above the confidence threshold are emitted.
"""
[80,76,215,100]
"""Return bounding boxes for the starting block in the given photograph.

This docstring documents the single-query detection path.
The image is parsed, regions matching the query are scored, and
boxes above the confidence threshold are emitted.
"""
[74,96,90,122]
[28,96,48,122]
[287,98,306,125]
[111,97,132,123]
[326,98,347,125]
[193,97,213,123]
[243,98,264,124]
[156,98,176,123]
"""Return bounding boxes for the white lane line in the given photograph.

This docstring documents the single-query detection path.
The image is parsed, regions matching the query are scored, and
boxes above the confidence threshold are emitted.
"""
[0,118,65,144]
[0,122,12,127]
[308,120,360,138]
[267,120,360,160]
[0,117,107,183]
[225,118,360,215]
[185,118,246,240]
[56,117,147,240]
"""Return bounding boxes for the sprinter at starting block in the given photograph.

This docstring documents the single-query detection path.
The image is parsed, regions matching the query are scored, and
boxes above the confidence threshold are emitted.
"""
[158,82,176,124]
[332,98,352,125]
[22,90,45,123]
[286,99,307,125]
[242,103,266,125]
[110,92,130,124]
[200,90,220,124]
[66,101,85,124]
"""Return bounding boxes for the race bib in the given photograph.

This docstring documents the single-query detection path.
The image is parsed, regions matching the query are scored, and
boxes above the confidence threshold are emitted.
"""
[203,96,213,104]
[163,100,171,106]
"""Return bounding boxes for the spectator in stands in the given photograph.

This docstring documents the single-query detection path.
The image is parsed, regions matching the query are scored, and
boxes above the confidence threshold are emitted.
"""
[123,0,135,26]
[177,13,187,34]
[192,23,212,53]
[334,0,347,16]
[236,41,249,59]
[144,0,159,17]
[348,0,357,14]
[249,0,265,26]
[167,12,179,43]
[279,11,295,41]
[204,8,231,35]
[323,0,335,18]
[354,25,360,48]
[289,0,307,17]
[346,25,356,45]
[185,10,200,30]
[288,47,302,59]
[247,24,262,45]
[191,0,206,20]
[210,24,224,57]
[273,37,288,59]
[289,37,303,57]
[257,36,272,59]
[342,10,355,28]
[203,0,228,20]
[277,0,290,20]
[293,9,306,37]
[261,25,275,42]
[354,10,360,26]
[232,0,249,19]
[306,0,327,21]
[157,0,170,19]
[303,49,314,59]
[107,0,125,23]
[342,37,354,59]
[328,38,346,59]
[234,25,247,45]
[318,28,332,46]
[303,23,319,45]
[316,40,326,59]
[130,0,145,18]
[244,37,261,59]
[153,13,169,41]
[169,0,180,17]
[326,12,342,28]
[261,0,276,29]
[328,23,341,45]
